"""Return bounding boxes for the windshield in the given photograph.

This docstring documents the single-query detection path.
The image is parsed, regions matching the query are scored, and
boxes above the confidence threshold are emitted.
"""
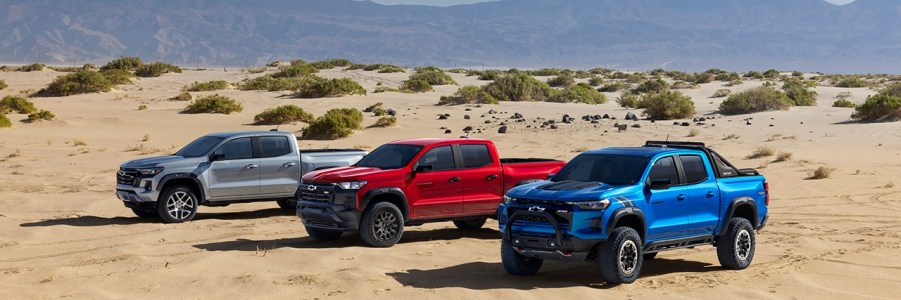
[355,144,424,170]
[552,154,648,185]
[175,136,224,158]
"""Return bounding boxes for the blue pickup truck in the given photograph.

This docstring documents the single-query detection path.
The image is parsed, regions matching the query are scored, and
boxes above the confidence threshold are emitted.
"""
[498,141,768,284]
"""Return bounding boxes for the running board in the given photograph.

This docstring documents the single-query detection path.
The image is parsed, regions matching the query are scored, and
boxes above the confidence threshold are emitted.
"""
[644,235,715,253]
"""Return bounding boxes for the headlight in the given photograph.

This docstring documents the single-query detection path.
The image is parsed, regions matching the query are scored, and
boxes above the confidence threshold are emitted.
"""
[502,195,517,204]
[336,181,367,190]
[137,167,164,175]
[576,198,610,210]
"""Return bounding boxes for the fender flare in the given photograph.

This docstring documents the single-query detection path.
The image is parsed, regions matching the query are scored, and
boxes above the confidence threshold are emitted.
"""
[717,196,759,236]
[360,187,409,221]
[605,207,647,243]
[157,173,206,201]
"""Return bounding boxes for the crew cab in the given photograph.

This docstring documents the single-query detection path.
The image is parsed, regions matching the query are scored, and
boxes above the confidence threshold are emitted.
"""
[498,141,768,284]
[115,131,366,223]
[297,138,565,247]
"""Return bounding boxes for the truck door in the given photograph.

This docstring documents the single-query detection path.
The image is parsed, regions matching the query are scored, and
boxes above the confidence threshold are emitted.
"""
[645,156,690,240]
[679,155,721,235]
[208,137,260,200]
[409,146,463,218]
[258,136,302,197]
[457,144,504,214]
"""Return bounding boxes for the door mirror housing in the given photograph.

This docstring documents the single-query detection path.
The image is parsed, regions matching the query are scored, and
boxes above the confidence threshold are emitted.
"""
[210,153,226,162]
[649,178,672,190]
[414,165,433,173]
[546,173,556,180]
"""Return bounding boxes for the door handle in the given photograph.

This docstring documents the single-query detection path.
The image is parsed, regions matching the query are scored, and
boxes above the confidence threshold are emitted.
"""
[486,174,498,180]
[677,194,686,201]
[448,177,461,183]
[244,164,258,169]
[284,162,297,167]
[706,191,715,198]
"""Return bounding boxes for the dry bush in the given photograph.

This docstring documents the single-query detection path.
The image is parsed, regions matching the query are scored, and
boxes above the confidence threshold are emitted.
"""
[72,139,88,147]
[774,152,793,162]
[712,89,731,98]
[170,92,192,101]
[808,166,835,179]
[688,128,700,137]
[370,116,397,128]
[142,134,150,142]
[723,133,739,140]
[746,147,776,159]
[183,94,243,114]
[138,104,148,111]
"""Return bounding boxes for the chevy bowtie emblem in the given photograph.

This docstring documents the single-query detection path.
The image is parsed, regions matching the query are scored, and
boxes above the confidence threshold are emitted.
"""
[528,206,545,212]
[117,170,126,176]
[307,185,317,191]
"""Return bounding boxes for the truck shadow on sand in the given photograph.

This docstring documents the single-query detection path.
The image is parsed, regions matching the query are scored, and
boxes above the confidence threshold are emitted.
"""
[193,228,500,251]
[19,208,292,227]
[386,259,718,289]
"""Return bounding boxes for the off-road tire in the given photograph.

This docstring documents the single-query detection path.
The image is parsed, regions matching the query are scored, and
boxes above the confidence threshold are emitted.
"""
[501,238,543,275]
[157,186,198,223]
[716,217,756,270]
[598,226,643,284]
[643,252,658,260]
[453,217,487,230]
[131,208,159,218]
[305,225,343,241]
[276,198,297,210]
[360,202,404,247]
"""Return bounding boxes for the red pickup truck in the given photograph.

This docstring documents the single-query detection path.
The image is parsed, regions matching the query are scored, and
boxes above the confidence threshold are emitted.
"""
[296,138,565,247]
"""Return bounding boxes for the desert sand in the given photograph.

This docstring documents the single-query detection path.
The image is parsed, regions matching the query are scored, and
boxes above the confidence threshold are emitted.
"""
[0,67,899,299]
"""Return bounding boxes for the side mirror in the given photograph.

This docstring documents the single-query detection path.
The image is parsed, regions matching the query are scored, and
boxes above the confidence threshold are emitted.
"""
[414,165,433,173]
[546,173,556,180]
[210,153,226,161]
[649,178,672,190]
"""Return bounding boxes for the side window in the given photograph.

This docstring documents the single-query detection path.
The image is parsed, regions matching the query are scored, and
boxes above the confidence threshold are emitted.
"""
[416,146,455,171]
[461,144,492,168]
[648,156,680,185]
[680,155,708,184]
[260,136,292,158]
[711,152,738,178]
[213,138,253,160]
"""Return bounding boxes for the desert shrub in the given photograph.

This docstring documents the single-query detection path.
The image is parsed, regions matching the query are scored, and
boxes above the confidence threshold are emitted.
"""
[253,105,314,125]
[438,85,498,105]
[401,80,433,93]
[832,99,855,108]
[835,76,868,88]
[851,94,901,122]
[239,75,311,91]
[694,73,716,84]
[376,65,405,73]
[295,77,366,98]
[763,69,781,79]
[529,68,564,76]
[716,72,742,82]
[617,93,640,108]
[638,91,695,120]
[744,71,764,79]
[0,96,37,114]
[138,104,148,110]
[373,86,399,93]
[185,80,229,92]
[309,59,353,69]
[371,116,397,128]
[42,70,112,96]
[183,94,243,114]
[631,79,668,94]
[302,108,363,139]
[719,87,791,115]
[546,73,576,88]
[408,68,456,85]
[671,81,699,89]
[588,77,604,87]
[746,147,775,159]
[100,69,134,85]
[288,59,306,66]
[27,110,56,122]
[880,82,901,97]
[0,114,10,128]
[0,79,6,90]
[0,66,11,72]
[574,70,591,79]
[171,92,192,101]
[782,81,817,106]
[245,67,266,74]
[47,66,82,72]
[476,70,503,81]
[774,152,793,162]
[447,68,467,74]
[808,166,835,179]
[712,89,732,98]
[688,128,700,137]
[100,56,143,71]
[272,65,318,78]
[791,71,804,77]
[598,82,630,92]
[547,83,606,104]
[135,62,182,77]
[17,63,45,72]
[482,72,553,102]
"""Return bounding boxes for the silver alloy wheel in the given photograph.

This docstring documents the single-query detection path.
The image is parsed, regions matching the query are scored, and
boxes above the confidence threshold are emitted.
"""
[735,229,751,261]
[619,240,638,275]
[165,191,194,220]
[374,211,398,241]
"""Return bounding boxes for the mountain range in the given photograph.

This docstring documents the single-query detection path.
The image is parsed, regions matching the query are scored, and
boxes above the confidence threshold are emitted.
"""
[1,0,900,73]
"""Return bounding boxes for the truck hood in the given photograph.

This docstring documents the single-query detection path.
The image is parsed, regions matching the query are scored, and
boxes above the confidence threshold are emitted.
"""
[508,180,630,201]
[303,166,393,182]
[120,156,206,169]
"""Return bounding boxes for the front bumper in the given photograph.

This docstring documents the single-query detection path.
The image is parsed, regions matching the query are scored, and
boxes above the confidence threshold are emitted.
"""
[501,210,605,262]
[296,183,361,231]
[116,184,158,203]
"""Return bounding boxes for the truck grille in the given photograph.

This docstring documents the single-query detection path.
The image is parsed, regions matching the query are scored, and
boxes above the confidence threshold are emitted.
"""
[508,200,574,228]
[117,169,139,186]
[299,183,335,203]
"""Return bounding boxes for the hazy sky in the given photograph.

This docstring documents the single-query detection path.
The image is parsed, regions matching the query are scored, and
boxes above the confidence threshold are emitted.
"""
[373,0,856,6]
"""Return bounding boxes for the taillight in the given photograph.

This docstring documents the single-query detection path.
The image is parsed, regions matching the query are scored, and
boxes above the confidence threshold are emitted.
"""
[764,182,770,206]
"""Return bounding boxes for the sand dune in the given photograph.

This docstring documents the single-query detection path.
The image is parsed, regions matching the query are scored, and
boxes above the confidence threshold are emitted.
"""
[0,68,899,299]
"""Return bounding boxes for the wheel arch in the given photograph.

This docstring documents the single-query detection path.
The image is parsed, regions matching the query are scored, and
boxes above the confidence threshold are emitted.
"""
[158,173,206,203]
[605,207,647,243]
[360,188,409,221]
[717,196,759,236]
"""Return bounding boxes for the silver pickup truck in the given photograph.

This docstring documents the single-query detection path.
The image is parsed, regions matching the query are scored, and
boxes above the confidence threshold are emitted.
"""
[115,131,366,223]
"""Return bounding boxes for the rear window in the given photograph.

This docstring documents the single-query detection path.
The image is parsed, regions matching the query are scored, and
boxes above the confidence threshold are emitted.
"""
[260,136,293,158]
[680,155,708,184]
[648,156,680,185]
[461,144,492,168]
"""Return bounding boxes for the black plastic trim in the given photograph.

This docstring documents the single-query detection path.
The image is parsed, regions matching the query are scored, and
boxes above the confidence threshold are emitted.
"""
[717,196,759,236]
[360,187,409,221]
[504,210,564,250]
[157,173,206,201]
[605,207,647,243]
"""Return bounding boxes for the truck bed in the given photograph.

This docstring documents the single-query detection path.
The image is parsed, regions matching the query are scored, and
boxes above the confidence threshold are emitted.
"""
[299,148,365,154]
[500,158,560,164]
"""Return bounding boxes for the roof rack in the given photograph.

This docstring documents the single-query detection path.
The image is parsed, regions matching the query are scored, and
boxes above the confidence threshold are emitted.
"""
[644,140,706,148]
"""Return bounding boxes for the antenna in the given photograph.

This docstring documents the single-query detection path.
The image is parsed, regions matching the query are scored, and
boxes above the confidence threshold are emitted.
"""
[270,124,281,132]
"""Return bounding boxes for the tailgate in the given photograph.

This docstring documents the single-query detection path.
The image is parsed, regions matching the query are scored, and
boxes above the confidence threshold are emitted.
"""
[500,159,565,192]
